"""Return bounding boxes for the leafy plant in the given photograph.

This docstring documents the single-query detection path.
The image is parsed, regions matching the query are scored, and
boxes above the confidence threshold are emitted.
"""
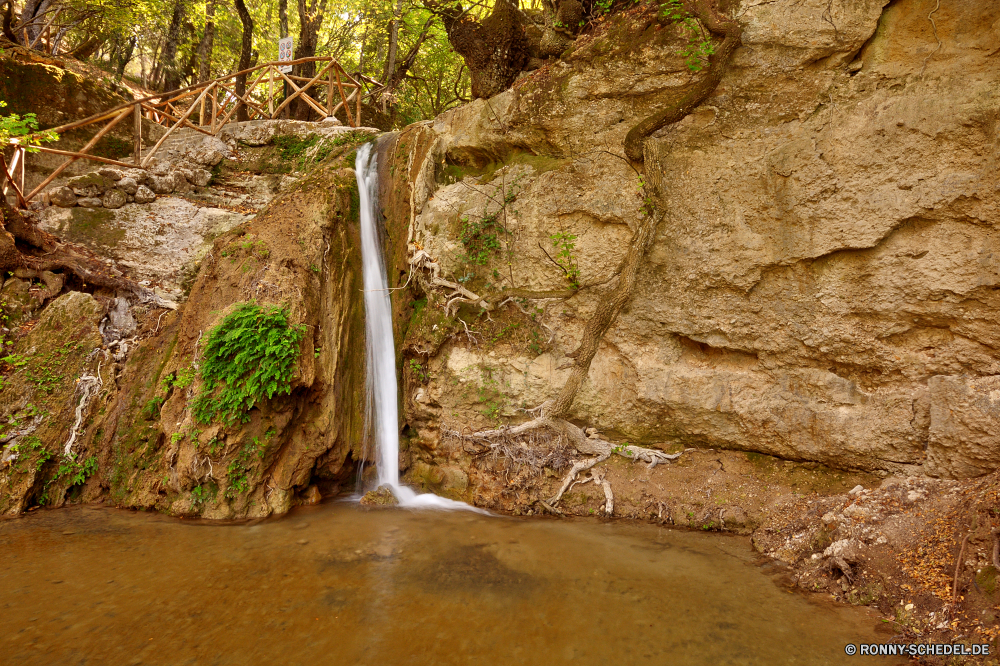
[408,359,429,382]
[460,211,506,265]
[660,0,716,71]
[0,101,58,152]
[225,437,266,499]
[192,303,305,425]
[549,232,581,289]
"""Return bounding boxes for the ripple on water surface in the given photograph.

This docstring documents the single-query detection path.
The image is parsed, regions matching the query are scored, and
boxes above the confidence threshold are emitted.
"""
[0,503,901,665]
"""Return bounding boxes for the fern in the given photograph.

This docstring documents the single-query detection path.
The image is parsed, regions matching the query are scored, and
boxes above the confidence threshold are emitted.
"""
[192,303,305,425]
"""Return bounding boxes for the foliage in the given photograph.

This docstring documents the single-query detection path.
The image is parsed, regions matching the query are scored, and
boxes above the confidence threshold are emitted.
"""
[191,303,305,425]
[55,455,99,487]
[459,211,506,266]
[0,102,57,152]
[660,0,716,71]
[549,232,581,289]
[225,436,266,499]
[408,358,428,382]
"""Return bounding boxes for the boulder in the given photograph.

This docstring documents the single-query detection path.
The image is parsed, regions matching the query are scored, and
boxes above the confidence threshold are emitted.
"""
[76,197,102,208]
[134,185,156,203]
[188,169,212,187]
[359,485,399,507]
[171,171,192,194]
[117,177,139,195]
[97,167,123,181]
[123,169,149,185]
[101,188,127,209]
[49,186,76,208]
[148,175,175,194]
[187,136,231,166]
[66,173,109,197]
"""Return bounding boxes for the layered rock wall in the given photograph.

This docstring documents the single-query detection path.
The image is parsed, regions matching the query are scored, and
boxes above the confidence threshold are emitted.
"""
[385,0,1000,494]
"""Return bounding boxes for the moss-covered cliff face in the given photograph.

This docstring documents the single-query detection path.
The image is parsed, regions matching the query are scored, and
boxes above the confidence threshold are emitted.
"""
[373,0,1000,509]
[0,145,370,518]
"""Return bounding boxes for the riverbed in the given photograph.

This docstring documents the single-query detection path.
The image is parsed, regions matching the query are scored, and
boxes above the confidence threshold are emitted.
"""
[0,502,900,665]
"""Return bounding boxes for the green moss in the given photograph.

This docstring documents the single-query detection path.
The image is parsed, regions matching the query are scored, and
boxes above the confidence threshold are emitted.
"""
[64,207,125,248]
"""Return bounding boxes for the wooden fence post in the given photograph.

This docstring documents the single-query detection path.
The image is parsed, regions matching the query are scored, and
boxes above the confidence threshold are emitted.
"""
[133,103,142,165]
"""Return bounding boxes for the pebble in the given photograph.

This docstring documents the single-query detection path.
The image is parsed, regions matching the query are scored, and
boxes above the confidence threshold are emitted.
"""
[297,539,308,545]
[848,484,864,497]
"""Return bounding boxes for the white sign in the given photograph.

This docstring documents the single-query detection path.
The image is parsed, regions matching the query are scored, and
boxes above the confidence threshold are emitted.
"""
[278,37,293,73]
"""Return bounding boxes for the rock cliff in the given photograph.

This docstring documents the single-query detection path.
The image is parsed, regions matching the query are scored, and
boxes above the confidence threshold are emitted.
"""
[380,0,1000,502]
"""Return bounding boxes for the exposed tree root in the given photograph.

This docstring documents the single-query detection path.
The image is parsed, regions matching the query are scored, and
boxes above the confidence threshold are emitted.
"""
[1,200,172,307]
[623,0,741,162]
[414,1,742,505]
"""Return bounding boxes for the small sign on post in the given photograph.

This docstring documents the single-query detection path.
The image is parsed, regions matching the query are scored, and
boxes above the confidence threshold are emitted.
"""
[278,37,293,73]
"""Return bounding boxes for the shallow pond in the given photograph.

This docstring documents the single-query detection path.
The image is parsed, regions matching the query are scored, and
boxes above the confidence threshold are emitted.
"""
[0,502,900,665]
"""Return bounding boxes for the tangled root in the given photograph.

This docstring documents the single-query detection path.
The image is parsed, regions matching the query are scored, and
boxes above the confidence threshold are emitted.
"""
[459,414,683,515]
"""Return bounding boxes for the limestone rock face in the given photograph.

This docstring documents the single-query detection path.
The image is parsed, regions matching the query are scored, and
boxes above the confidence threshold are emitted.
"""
[388,0,1000,480]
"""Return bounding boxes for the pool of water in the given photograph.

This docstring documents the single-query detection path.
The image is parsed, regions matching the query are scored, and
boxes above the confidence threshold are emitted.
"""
[0,502,900,665]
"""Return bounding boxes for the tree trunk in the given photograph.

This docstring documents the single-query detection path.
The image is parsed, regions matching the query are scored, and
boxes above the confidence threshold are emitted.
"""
[19,0,50,47]
[234,0,254,122]
[196,0,215,82]
[292,0,327,119]
[2,0,18,43]
[157,0,187,91]
[115,35,137,80]
[431,0,530,99]
[381,0,404,86]
[69,35,104,60]
[279,0,288,38]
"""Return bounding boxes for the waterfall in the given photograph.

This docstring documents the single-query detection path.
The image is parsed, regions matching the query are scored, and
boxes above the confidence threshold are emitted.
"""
[355,143,482,512]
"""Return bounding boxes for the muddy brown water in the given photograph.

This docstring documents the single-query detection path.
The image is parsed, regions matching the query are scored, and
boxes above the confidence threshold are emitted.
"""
[0,502,901,665]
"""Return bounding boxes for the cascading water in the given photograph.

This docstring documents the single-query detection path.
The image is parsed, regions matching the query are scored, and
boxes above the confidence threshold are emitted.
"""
[355,143,481,511]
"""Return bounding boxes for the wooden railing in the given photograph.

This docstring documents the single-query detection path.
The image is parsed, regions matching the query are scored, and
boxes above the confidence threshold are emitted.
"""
[2,56,364,208]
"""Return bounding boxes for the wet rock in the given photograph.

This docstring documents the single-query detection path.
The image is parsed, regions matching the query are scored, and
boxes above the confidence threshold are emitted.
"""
[76,197,102,208]
[303,485,322,505]
[49,186,76,208]
[117,177,139,195]
[359,485,399,507]
[101,188,127,209]
[134,185,156,204]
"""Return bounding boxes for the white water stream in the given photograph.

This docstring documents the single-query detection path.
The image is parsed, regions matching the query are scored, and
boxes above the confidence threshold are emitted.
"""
[355,143,480,511]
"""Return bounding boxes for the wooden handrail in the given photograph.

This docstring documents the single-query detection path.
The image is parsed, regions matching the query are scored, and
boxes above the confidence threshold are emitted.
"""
[30,56,359,139]
[7,55,366,208]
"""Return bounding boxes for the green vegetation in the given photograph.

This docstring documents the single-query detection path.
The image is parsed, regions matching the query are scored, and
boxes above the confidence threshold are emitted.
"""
[408,359,429,382]
[549,232,581,290]
[191,303,305,425]
[225,431,272,499]
[660,0,717,72]
[0,101,57,150]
